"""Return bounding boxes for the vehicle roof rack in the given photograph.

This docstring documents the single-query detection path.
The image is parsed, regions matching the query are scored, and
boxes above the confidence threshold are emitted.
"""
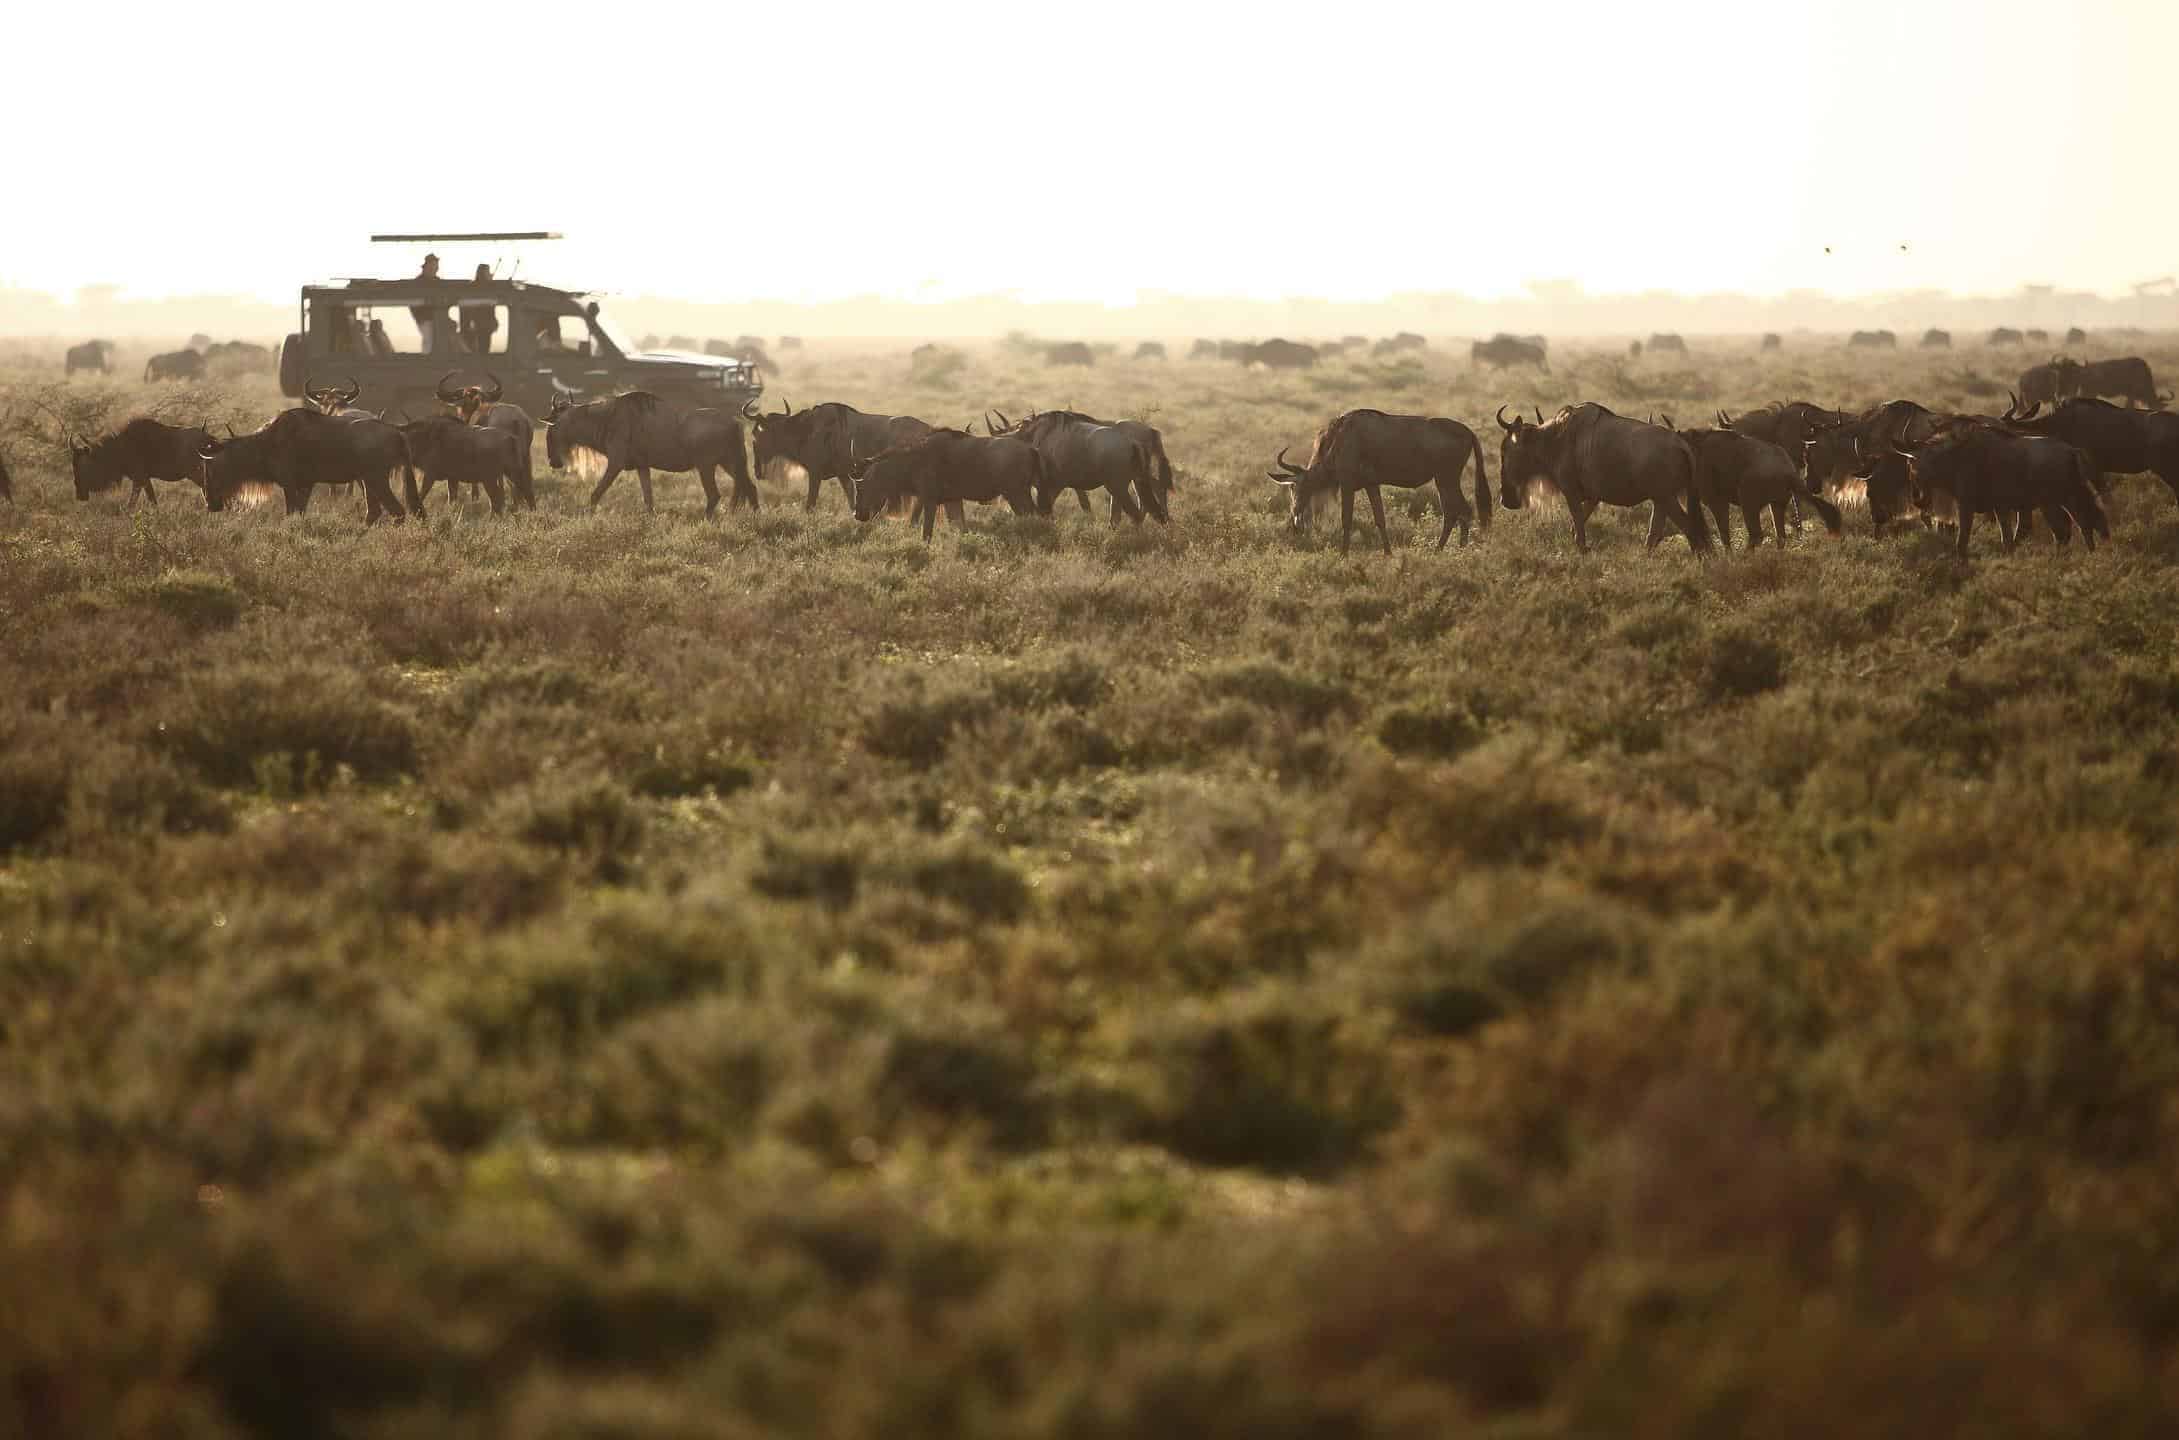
[370,232,561,242]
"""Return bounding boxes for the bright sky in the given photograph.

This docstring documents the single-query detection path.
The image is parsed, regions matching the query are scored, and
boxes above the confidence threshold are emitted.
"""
[8,0,2171,305]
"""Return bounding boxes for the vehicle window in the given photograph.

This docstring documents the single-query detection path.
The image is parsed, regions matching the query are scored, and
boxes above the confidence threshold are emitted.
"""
[457,301,508,356]
[326,306,426,358]
[531,314,596,357]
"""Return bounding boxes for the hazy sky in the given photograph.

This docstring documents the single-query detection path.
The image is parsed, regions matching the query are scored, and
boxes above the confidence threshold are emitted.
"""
[10,0,2171,306]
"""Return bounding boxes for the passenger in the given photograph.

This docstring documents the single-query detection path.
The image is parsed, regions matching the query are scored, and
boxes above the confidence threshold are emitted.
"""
[409,253,446,351]
[460,265,499,355]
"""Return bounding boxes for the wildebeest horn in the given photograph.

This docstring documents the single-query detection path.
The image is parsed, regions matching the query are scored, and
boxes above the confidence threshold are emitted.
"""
[740,398,760,420]
[339,376,360,404]
[1534,406,1545,424]
[1495,404,1515,432]
[1716,410,1731,427]
[224,423,237,438]
[197,439,221,459]
[436,370,463,402]
[482,373,502,402]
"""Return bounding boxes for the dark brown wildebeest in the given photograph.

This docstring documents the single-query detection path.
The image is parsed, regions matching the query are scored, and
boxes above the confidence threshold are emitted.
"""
[543,391,756,516]
[1893,426,2107,555]
[1373,332,1428,358]
[303,375,374,418]
[2056,355,2168,409]
[1046,341,1095,367]
[2064,327,2088,346]
[1920,328,1952,349]
[197,408,412,523]
[2025,329,2050,344]
[1988,327,2025,346]
[1803,400,1939,529]
[1134,341,1167,361]
[1629,340,1644,358]
[1243,338,1318,368]
[398,416,522,515]
[1266,408,1488,553]
[65,340,113,376]
[1495,403,1710,554]
[1189,339,1220,359]
[745,399,931,512]
[2002,393,2178,502]
[1470,333,1548,370]
[1760,333,1783,352]
[2018,359,2069,410]
[434,372,537,508]
[144,349,206,383]
[1678,425,1843,547]
[1847,330,1896,349]
[850,428,1044,541]
[1647,333,1688,355]
[205,340,272,375]
[69,418,218,506]
[997,409,1162,524]
[1721,402,1847,483]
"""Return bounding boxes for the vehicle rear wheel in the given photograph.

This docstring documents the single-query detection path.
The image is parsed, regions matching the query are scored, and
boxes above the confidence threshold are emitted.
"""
[277,334,306,398]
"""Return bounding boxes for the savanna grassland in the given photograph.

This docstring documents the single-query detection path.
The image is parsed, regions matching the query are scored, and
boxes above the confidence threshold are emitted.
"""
[5,332,2179,1437]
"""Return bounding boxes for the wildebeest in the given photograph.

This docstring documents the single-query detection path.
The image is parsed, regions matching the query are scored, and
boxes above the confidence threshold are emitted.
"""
[2056,355,2168,409]
[1988,327,2025,346]
[1267,408,1487,553]
[1629,340,1644,358]
[1134,341,1167,361]
[65,340,113,376]
[1188,339,1220,359]
[1893,425,2107,555]
[2025,329,2050,344]
[544,391,756,515]
[2064,327,2088,346]
[2002,394,2178,502]
[1242,338,1317,369]
[1495,403,1710,553]
[1647,333,1688,355]
[1803,400,1939,529]
[1847,330,1897,349]
[1920,328,1952,349]
[1678,425,1843,547]
[745,399,932,512]
[204,340,272,375]
[1722,402,1846,481]
[1470,333,1549,370]
[144,350,207,383]
[198,408,412,522]
[69,418,218,506]
[1760,333,1783,352]
[1342,335,1369,350]
[434,372,537,508]
[1046,342,1095,367]
[2018,358,2069,410]
[849,428,1044,541]
[1372,332,1427,359]
[997,409,1162,524]
[398,416,523,515]
[302,375,374,418]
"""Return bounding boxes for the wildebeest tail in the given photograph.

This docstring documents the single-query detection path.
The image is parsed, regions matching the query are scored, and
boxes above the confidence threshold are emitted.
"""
[1028,447,1054,514]
[1677,439,1713,551]
[1803,488,1845,536]
[2070,448,2111,541]
[1468,428,1491,530]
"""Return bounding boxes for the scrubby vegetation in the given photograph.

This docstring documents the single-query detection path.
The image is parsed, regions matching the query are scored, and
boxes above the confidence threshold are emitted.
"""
[4,336,2179,1435]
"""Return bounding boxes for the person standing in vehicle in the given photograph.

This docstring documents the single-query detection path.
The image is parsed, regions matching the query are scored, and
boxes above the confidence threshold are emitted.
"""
[460,264,500,355]
[410,254,447,352]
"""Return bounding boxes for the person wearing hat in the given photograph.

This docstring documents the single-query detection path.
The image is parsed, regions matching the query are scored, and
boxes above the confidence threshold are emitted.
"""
[410,254,446,352]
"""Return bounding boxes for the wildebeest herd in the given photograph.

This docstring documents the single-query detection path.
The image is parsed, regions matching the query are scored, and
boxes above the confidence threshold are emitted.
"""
[19,341,2177,560]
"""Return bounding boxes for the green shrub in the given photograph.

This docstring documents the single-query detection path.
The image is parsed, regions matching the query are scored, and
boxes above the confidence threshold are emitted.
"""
[164,662,419,790]
[138,569,244,630]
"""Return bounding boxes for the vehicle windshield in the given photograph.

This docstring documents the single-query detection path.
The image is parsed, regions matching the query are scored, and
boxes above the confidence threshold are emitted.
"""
[585,309,639,356]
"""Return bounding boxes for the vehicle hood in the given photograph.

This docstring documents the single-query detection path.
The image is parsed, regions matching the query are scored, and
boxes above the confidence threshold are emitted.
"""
[626,349,736,368]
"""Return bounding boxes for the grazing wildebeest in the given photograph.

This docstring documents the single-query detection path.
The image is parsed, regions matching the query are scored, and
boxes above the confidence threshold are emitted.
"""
[746,399,931,512]
[69,418,218,506]
[398,416,522,514]
[2056,355,2168,409]
[1803,400,1940,529]
[434,372,537,508]
[1243,338,1317,368]
[2064,327,2088,346]
[544,391,755,515]
[1134,341,1167,361]
[197,408,412,522]
[1188,339,1220,359]
[998,409,1163,524]
[1921,328,1952,349]
[144,350,206,383]
[1847,330,1897,349]
[65,340,113,376]
[2025,329,2050,345]
[1760,333,1783,352]
[1678,425,1843,547]
[1470,333,1549,370]
[2018,359,2069,410]
[1046,342,1095,367]
[2002,393,2178,502]
[1647,333,1688,355]
[1988,327,2025,346]
[1893,426,2107,555]
[204,340,272,375]
[1495,403,1711,554]
[849,428,1044,541]
[1266,408,1487,553]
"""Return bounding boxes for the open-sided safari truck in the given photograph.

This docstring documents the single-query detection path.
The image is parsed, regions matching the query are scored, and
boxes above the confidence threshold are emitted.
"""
[276,233,763,417]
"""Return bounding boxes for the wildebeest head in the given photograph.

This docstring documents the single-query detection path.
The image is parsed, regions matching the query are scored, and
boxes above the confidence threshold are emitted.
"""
[436,370,503,423]
[1264,445,1333,530]
[849,434,936,522]
[303,375,362,415]
[68,438,108,501]
[743,397,812,474]
[541,392,579,469]
[1493,405,1557,509]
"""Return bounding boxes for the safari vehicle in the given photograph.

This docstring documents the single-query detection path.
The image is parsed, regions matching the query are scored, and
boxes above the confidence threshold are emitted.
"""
[275,232,762,417]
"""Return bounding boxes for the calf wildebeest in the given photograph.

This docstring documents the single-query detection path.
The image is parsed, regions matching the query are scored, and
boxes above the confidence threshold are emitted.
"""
[398,416,523,515]
[1647,333,1688,355]
[746,399,931,512]
[2002,394,2179,502]
[1243,338,1317,368]
[1267,408,1487,553]
[1470,333,1549,370]
[849,428,1044,541]
[1847,330,1897,350]
[1678,425,1843,547]
[69,418,217,506]
[1803,400,1939,529]
[998,409,1162,524]
[1988,327,2025,346]
[144,349,207,383]
[2018,358,2069,410]
[434,372,537,509]
[1920,328,1952,349]
[198,408,412,523]
[65,340,113,376]
[2056,355,2168,409]
[1495,403,1710,553]
[1134,341,1167,361]
[544,391,755,515]
[1046,341,1095,367]
[1760,333,1783,352]
[1188,339,1220,359]
[1893,426,2107,555]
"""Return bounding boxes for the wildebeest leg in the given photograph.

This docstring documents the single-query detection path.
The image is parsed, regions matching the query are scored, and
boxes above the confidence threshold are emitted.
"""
[1645,504,1672,549]
[806,471,823,511]
[1367,486,1392,556]
[403,465,426,520]
[1567,496,1592,552]
[483,472,505,516]
[637,467,655,514]
[588,463,624,510]
[1656,496,1705,552]
[1997,510,2018,550]
[367,472,406,525]
[1769,500,1789,544]
[287,483,312,515]
[1076,489,1093,515]
[1433,481,1459,550]
[945,499,965,528]
[1340,487,1358,554]
[1707,497,1734,549]
[1955,509,1973,557]
[132,477,157,507]
[697,465,722,518]
[1744,502,1767,548]
[921,490,939,542]
[1110,483,1144,525]
[2046,507,2074,546]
